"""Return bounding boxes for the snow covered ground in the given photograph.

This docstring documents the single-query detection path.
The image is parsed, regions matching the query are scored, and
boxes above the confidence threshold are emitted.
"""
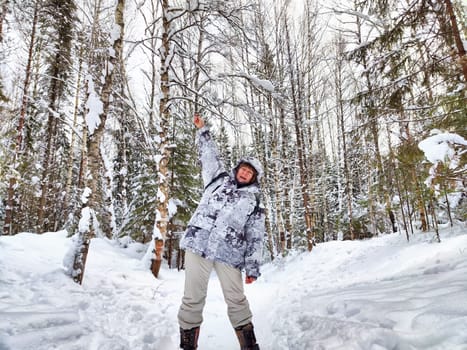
[1,224,466,350]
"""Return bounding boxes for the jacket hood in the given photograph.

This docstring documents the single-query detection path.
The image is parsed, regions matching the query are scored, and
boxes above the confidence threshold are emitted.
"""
[233,156,264,183]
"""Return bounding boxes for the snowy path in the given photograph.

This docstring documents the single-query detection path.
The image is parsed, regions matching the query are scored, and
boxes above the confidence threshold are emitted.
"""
[1,227,467,350]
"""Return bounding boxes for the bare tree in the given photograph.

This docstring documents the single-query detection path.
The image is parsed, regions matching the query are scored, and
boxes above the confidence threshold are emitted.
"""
[283,16,315,251]
[333,35,355,240]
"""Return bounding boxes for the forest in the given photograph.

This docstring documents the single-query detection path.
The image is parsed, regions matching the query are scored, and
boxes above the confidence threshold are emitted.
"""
[0,0,466,282]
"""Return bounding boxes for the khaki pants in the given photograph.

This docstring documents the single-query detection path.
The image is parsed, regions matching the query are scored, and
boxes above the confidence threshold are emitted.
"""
[178,251,253,329]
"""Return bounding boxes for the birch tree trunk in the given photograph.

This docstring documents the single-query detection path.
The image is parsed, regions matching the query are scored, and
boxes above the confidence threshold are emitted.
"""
[279,108,293,250]
[71,0,125,284]
[150,0,171,278]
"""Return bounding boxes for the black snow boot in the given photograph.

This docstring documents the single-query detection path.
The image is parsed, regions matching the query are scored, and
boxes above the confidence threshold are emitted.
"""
[235,323,260,350]
[179,326,200,350]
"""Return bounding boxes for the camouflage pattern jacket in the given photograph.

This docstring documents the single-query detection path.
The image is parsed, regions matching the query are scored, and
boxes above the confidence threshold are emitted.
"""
[180,126,265,278]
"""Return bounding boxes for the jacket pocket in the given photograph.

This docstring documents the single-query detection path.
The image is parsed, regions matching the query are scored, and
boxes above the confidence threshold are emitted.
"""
[188,208,216,231]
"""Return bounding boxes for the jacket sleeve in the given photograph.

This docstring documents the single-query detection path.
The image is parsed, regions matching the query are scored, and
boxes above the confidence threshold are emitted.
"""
[244,208,265,278]
[196,126,226,188]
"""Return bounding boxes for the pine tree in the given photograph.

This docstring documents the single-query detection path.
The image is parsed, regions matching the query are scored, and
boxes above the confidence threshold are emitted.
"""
[166,112,200,269]
[3,0,41,235]
[36,0,77,232]
[340,0,467,234]
[216,123,233,170]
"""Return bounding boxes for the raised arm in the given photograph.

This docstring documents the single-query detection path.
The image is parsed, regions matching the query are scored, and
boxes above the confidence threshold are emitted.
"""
[194,113,226,188]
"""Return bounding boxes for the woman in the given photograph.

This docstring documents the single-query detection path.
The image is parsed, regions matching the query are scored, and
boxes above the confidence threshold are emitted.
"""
[178,113,265,350]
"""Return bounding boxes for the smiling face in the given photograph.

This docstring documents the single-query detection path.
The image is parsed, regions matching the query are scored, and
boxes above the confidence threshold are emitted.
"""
[235,164,256,185]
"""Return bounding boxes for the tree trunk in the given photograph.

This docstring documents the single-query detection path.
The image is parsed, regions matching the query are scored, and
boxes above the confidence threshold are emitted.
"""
[337,90,354,240]
[0,0,8,42]
[63,47,84,223]
[71,0,125,284]
[150,239,164,277]
[150,0,171,278]
[413,168,429,232]
[271,114,284,255]
[428,194,441,243]
[386,124,409,241]
[404,125,429,232]
[284,20,314,251]
[444,0,467,81]
[279,108,293,250]
[334,37,355,240]
[395,167,410,241]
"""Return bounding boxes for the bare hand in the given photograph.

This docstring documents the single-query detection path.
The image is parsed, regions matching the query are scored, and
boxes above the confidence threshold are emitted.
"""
[194,113,205,129]
[245,276,257,284]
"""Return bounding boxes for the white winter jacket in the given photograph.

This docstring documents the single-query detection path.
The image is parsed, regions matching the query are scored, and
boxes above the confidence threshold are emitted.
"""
[180,126,265,278]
